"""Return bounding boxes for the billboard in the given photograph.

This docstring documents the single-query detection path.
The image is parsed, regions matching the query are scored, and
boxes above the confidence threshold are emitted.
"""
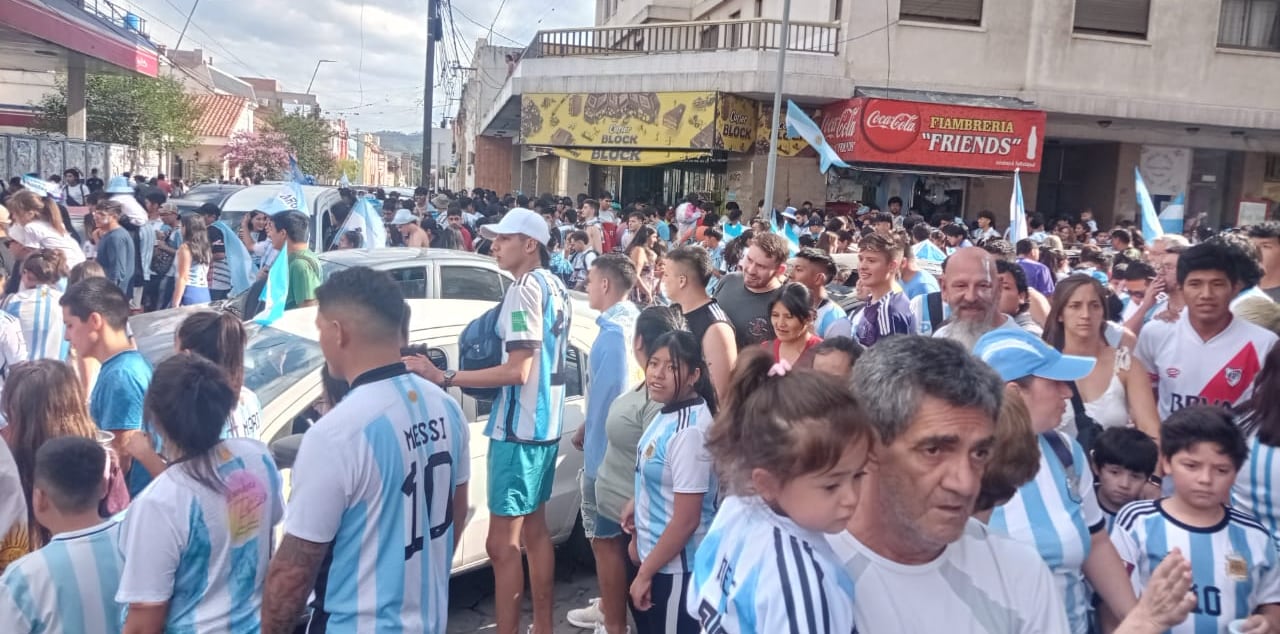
[521,92,720,150]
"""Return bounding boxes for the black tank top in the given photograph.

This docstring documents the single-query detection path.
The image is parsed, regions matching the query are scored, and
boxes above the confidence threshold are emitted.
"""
[682,299,734,348]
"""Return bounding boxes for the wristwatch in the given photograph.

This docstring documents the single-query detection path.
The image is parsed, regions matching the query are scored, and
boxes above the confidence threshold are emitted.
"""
[443,370,457,388]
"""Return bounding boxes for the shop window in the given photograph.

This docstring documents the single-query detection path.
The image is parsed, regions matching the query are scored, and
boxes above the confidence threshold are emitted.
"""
[1074,0,1150,38]
[899,0,983,25]
[1219,0,1280,51]
[1266,154,1280,182]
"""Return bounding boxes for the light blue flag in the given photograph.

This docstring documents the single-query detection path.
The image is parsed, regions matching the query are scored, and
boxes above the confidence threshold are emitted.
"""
[288,155,307,184]
[769,208,801,256]
[21,175,62,201]
[913,240,947,263]
[210,220,256,295]
[258,181,312,216]
[331,197,387,250]
[1135,167,1164,243]
[339,172,351,188]
[785,100,851,174]
[1159,192,1185,235]
[253,245,289,326]
[1009,168,1028,242]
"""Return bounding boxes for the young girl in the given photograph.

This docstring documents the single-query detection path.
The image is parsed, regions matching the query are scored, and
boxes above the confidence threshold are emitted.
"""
[762,282,822,368]
[691,347,872,633]
[2,249,69,360]
[238,210,273,267]
[171,213,212,307]
[6,190,85,271]
[177,310,261,440]
[117,354,283,632]
[626,330,718,634]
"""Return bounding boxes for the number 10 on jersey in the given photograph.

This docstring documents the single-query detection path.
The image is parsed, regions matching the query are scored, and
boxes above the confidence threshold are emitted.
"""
[402,451,455,560]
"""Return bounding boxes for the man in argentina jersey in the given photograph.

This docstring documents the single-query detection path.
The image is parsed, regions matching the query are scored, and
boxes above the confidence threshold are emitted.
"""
[262,268,470,634]
[3,280,67,361]
[413,208,571,634]
[690,496,857,634]
[1112,501,1280,634]
[1135,240,1278,420]
[790,248,851,339]
[0,437,123,634]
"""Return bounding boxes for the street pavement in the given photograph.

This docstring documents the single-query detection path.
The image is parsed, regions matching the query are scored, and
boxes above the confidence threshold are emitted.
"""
[448,549,600,633]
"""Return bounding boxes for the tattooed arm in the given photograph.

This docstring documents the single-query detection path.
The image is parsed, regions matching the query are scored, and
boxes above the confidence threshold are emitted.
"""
[261,534,330,634]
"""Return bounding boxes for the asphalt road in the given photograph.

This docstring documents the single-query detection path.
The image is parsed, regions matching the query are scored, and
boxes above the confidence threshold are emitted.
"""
[447,548,601,633]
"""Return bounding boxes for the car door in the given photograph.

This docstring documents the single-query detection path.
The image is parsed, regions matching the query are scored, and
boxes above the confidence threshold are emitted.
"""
[437,264,511,302]
[383,264,430,299]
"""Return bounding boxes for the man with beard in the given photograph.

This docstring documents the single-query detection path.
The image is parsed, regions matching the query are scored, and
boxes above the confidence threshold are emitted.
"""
[713,232,787,349]
[932,248,1019,349]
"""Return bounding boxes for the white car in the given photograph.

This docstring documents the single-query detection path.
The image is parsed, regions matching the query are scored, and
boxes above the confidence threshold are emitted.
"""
[134,298,599,574]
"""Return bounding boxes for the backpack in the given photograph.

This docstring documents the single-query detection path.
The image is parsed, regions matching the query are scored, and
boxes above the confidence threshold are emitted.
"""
[458,303,505,401]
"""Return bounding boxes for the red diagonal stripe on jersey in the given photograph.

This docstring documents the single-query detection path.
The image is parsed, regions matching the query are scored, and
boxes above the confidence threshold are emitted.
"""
[1200,342,1261,406]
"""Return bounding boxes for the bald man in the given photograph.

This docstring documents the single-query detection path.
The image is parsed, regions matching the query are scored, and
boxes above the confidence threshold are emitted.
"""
[930,247,1020,350]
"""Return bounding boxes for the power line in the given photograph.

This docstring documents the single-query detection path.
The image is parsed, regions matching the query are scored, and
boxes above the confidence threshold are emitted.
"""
[485,0,510,44]
[452,5,523,46]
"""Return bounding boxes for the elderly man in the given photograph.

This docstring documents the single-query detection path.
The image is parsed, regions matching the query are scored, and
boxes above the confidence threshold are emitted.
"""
[830,336,1196,633]
[913,247,1024,345]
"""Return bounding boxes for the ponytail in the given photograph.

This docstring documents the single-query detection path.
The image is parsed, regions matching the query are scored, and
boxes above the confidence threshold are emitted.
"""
[44,197,66,235]
[22,249,68,285]
[650,330,718,415]
[706,347,874,494]
[145,354,236,493]
[176,310,247,393]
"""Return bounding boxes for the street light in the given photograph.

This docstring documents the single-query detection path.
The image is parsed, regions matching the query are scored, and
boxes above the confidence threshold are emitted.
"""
[306,59,336,94]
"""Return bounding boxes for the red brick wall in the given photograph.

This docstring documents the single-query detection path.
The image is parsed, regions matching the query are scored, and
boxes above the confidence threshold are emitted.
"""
[474,136,514,194]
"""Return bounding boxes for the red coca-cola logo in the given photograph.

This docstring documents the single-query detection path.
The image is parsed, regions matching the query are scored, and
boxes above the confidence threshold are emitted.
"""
[861,100,920,153]
[821,106,859,142]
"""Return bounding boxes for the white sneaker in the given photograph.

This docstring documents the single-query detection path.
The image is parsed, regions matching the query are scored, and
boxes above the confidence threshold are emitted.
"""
[566,597,604,629]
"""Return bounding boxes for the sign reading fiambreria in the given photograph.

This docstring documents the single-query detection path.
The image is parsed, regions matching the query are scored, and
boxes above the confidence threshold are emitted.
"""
[819,98,1046,173]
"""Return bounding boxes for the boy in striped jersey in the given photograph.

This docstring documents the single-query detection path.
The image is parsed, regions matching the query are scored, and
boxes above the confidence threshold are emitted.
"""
[0,437,123,634]
[1091,428,1158,533]
[1111,406,1280,633]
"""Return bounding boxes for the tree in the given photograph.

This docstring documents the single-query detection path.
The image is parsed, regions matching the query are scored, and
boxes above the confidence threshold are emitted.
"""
[333,158,359,182]
[266,111,336,179]
[222,131,290,181]
[31,74,199,154]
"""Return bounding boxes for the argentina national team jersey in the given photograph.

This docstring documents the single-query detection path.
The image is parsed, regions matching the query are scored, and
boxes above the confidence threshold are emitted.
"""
[0,517,124,634]
[1111,500,1280,634]
[989,432,1102,634]
[2,285,67,361]
[635,398,717,574]
[690,495,856,634]
[1234,433,1280,542]
[815,298,851,339]
[285,365,470,633]
[486,268,572,444]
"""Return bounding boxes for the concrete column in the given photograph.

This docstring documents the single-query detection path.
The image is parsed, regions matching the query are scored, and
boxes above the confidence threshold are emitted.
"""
[67,57,87,140]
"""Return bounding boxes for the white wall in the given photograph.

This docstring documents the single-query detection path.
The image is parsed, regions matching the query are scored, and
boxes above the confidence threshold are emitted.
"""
[0,70,56,109]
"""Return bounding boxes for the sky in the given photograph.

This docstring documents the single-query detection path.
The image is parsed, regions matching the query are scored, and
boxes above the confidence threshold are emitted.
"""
[126,0,596,132]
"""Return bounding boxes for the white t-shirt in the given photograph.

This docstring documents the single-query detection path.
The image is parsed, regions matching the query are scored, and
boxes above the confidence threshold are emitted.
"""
[116,438,283,633]
[224,386,262,440]
[690,495,856,634]
[1112,500,1280,634]
[1134,313,1277,420]
[989,432,1102,634]
[0,312,30,431]
[11,220,86,270]
[827,519,1068,633]
[284,368,470,633]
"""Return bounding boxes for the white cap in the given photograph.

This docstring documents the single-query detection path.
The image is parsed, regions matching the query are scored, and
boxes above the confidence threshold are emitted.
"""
[480,208,550,245]
[391,208,418,225]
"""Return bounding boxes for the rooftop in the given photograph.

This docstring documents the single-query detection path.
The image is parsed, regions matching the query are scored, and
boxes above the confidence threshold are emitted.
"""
[193,93,250,137]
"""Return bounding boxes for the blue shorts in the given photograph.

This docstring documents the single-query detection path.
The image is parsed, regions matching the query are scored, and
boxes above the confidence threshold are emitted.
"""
[180,286,211,305]
[488,439,558,517]
[580,471,624,540]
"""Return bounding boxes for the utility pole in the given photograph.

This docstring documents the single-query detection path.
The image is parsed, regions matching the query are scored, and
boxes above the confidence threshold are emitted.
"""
[422,0,441,189]
[762,0,792,219]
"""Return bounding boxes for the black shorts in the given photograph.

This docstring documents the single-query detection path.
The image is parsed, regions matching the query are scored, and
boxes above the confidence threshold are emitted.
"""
[634,571,699,634]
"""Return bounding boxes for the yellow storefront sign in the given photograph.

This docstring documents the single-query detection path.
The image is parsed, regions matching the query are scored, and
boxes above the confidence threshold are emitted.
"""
[715,94,757,153]
[522,92,721,150]
[546,147,711,166]
[755,102,813,157]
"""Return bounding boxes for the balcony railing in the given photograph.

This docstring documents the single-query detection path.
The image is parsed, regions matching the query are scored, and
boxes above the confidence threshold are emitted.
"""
[79,0,150,39]
[524,18,840,60]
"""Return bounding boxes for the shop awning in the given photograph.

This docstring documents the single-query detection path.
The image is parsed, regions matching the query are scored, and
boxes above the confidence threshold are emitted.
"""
[539,147,713,166]
[817,92,1046,174]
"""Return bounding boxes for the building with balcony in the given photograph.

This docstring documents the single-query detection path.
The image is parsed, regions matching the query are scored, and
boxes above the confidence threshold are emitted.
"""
[470,0,1280,228]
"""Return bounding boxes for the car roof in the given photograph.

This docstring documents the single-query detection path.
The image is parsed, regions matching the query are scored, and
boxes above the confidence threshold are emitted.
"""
[318,247,498,267]
[220,184,336,212]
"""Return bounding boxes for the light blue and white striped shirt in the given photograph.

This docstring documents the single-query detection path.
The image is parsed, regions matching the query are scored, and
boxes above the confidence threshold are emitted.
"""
[989,432,1102,634]
[0,517,124,634]
[635,398,717,574]
[1112,499,1280,634]
[1233,431,1280,542]
[2,285,68,361]
[815,298,851,339]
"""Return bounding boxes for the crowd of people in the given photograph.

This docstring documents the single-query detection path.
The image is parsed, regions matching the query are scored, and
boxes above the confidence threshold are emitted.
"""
[2,170,1280,633]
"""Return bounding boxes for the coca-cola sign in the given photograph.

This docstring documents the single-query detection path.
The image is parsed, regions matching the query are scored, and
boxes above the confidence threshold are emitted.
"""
[819,97,1046,173]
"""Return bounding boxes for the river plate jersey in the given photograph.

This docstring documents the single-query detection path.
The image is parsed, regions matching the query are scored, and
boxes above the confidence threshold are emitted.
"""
[1134,313,1277,420]
[285,365,470,633]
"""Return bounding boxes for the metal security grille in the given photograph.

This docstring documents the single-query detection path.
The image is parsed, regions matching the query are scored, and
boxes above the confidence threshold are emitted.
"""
[1074,0,1151,37]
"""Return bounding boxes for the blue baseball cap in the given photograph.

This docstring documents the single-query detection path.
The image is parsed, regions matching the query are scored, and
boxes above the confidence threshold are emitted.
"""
[974,327,1095,383]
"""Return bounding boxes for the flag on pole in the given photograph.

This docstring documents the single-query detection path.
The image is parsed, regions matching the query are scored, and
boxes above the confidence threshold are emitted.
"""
[1135,167,1164,243]
[1009,168,1028,243]
[1159,192,1185,235]
[254,182,311,326]
[785,100,850,174]
[288,155,307,184]
[331,197,387,250]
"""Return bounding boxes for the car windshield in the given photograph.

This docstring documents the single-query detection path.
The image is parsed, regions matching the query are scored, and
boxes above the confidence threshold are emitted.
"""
[135,320,325,406]
[179,188,233,204]
[321,259,349,279]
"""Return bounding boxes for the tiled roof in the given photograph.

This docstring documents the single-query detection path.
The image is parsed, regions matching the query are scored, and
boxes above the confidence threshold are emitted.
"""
[193,94,249,137]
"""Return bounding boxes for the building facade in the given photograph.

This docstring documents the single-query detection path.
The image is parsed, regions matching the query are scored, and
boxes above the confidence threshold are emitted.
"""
[465,0,1280,228]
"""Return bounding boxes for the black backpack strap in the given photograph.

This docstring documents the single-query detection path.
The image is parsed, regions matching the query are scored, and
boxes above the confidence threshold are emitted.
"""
[1041,431,1073,470]
[926,292,944,332]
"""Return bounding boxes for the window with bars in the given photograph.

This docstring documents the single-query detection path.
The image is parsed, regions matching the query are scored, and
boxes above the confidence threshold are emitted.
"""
[899,0,983,25]
[1219,0,1280,51]
[1073,0,1150,37]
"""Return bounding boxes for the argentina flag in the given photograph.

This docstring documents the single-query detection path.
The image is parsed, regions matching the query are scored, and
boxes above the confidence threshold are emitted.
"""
[1159,192,1185,235]
[1135,167,1164,243]
[786,100,851,174]
[1009,168,1028,242]
[254,183,310,326]
[331,197,387,250]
